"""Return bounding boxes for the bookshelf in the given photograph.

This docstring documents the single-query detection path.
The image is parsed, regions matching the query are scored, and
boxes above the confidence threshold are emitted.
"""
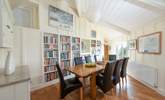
[43,33,59,82]
[91,40,96,55]
[72,37,80,65]
[96,40,102,55]
[60,35,71,76]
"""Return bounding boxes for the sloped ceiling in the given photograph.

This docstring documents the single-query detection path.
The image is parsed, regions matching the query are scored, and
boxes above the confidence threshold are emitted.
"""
[70,0,165,34]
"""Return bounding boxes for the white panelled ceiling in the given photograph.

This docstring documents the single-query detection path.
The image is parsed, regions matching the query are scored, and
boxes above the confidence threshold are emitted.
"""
[70,0,165,33]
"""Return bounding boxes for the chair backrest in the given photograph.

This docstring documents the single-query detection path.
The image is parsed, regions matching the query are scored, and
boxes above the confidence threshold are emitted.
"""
[85,55,92,63]
[109,55,116,61]
[56,64,66,92]
[94,55,97,62]
[103,61,116,93]
[74,57,83,65]
[113,59,124,85]
[121,57,129,78]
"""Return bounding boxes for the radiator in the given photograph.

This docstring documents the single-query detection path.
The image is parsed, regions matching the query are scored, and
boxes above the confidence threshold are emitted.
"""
[128,62,158,88]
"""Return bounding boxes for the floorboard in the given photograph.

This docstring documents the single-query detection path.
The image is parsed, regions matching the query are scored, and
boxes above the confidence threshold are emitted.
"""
[31,76,165,100]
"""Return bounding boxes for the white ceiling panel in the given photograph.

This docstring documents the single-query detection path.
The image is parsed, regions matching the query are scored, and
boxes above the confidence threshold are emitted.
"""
[74,0,165,33]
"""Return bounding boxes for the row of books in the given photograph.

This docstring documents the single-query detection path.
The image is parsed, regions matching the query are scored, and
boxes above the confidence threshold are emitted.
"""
[72,37,80,43]
[61,61,70,67]
[72,44,80,51]
[61,52,71,60]
[44,58,58,65]
[44,72,58,82]
[61,44,70,51]
[44,65,56,72]
[44,44,58,50]
[44,35,58,44]
[62,70,71,76]
[60,36,70,43]
[44,50,58,58]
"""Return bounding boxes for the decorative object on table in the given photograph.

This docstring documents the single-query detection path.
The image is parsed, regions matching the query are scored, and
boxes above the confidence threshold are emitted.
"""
[138,32,162,54]
[81,39,90,53]
[128,39,137,50]
[85,63,96,68]
[5,50,15,75]
[91,30,96,38]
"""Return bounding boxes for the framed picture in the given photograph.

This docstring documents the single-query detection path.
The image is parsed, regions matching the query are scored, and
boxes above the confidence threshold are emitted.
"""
[81,39,90,53]
[128,39,137,50]
[48,5,73,29]
[91,30,96,38]
[138,32,162,54]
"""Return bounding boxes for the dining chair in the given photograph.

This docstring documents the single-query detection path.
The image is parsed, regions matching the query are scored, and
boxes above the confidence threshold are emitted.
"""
[109,55,116,61]
[120,57,129,83]
[56,64,83,100]
[112,59,124,88]
[85,55,92,63]
[74,57,83,65]
[96,61,116,93]
[94,55,97,62]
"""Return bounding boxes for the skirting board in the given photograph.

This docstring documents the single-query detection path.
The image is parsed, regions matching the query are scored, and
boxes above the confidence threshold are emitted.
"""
[31,74,75,91]
[128,73,165,96]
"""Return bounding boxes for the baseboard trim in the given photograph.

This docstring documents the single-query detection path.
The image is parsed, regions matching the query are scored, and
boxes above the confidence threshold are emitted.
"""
[30,75,75,91]
[157,88,165,96]
[128,74,165,96]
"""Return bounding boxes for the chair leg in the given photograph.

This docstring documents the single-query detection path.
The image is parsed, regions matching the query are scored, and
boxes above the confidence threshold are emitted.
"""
[80,87,83,100]
[119,82,121,89]
[125,76,127,83]
[122,78,124,85]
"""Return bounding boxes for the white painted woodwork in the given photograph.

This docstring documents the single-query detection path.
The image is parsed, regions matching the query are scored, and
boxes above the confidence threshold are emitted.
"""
[0,0,14,48]
[0,81,30,100]
[74,0,165,31]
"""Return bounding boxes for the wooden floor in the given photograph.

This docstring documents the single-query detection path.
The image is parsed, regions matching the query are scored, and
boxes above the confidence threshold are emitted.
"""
[31,76,165,100]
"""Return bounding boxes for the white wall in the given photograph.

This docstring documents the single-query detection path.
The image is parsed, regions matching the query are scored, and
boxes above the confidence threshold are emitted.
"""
[128,17,165,96]
[0,0,111,89]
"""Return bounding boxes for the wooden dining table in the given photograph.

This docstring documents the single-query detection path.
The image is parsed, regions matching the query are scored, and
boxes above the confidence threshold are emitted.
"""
[65,62,106,100]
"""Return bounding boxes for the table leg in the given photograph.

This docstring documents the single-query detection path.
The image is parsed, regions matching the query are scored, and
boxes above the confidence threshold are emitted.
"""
[80,87,83,100]
[90,73,96,100]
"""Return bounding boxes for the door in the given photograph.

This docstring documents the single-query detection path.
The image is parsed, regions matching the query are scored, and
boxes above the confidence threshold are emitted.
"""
[104,44,109,61]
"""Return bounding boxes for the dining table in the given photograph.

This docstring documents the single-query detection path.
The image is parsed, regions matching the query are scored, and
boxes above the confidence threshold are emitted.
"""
[65,62,106,100]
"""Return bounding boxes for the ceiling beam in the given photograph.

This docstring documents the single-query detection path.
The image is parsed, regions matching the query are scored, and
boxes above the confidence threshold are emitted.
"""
[100,20,131,35]
[74,0,82,16]
[126,0,165,15]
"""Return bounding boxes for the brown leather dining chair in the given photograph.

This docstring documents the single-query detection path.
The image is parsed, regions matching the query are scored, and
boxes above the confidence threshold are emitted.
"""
[120,57,129,83]
[56,63,83,100]
[74,57,83,65]
[96,61,116,93]
[85,55,92,63]
[112,59,124,88]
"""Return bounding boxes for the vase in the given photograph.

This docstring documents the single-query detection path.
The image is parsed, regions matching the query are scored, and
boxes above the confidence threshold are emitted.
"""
[4,51,15,75]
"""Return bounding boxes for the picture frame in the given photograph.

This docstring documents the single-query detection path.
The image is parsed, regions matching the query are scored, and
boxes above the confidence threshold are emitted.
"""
[138,32,162,54]
[81,39,91,53]
[91,30,96,38]
[128,39,137,50]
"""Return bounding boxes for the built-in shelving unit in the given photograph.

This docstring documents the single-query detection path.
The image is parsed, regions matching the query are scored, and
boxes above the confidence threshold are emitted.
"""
[91,40,97,55]
[96,40,102,55]
[72,37,80,65]
[43,33,59,82]
[60,35,71,76]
